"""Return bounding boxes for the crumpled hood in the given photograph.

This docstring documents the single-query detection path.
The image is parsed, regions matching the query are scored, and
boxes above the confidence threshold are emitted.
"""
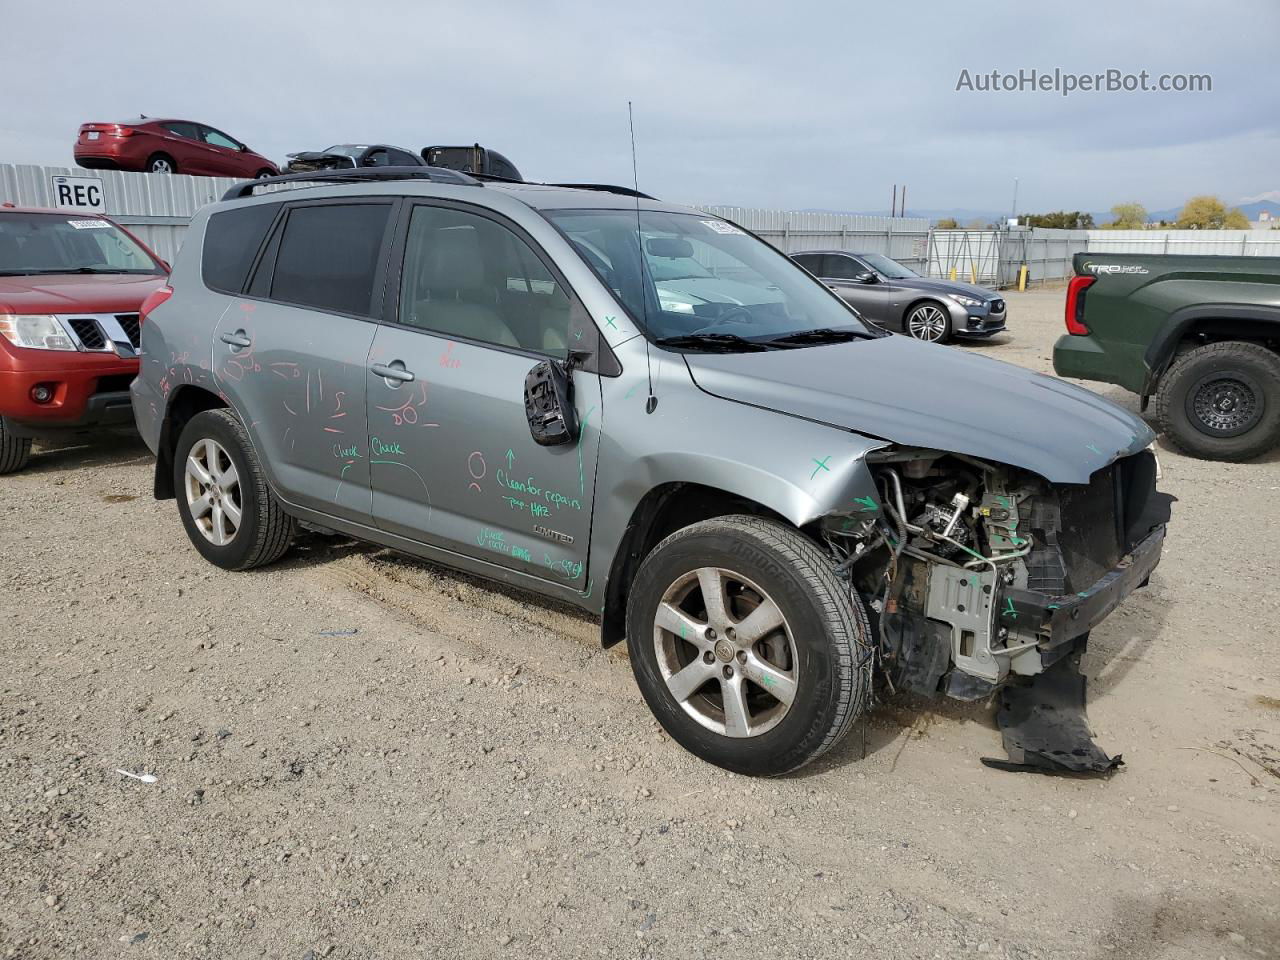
[683,334,1153,484]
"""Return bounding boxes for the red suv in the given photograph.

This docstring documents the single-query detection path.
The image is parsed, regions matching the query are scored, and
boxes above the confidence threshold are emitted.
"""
[0,207,170,473]
[75,117,278,179]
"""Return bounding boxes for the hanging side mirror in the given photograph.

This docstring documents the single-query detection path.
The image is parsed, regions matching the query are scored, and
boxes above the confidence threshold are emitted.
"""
[524,354,585,446]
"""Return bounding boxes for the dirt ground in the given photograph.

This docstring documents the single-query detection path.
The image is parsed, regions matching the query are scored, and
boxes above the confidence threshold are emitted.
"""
[2,287,1277,960]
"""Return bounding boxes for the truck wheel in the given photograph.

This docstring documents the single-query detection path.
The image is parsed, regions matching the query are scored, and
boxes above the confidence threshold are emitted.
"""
[173,409,293,570]
[0,417,33,474]
[626,515,871,776]
[1153,341,1280,461]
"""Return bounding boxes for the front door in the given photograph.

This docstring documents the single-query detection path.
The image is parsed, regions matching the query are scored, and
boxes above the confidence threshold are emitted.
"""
[823,254,891,325]
[367,202,600,591]
[212,198,397,520]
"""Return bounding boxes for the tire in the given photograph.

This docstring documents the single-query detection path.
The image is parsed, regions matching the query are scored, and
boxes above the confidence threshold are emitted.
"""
[254,169,275,180]
[0,417,33,475]
[626,515,871,776]
[173,409,293,570]
[904,301,951,343]
[1152,341,1280,461]
[146,153,176,174]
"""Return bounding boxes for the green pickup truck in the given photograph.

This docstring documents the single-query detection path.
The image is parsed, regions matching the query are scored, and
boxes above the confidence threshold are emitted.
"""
[1054,252,1280,461]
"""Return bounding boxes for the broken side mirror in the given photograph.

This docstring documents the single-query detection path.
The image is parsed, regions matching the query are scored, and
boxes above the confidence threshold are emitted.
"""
[524,355,584,446]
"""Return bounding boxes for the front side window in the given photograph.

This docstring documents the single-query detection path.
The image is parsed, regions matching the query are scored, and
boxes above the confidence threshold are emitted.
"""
[825,255,869,280]
[545,210,871,344]
[398,205,570,357]
[387,149,419,166]
[270,203,392,316]
[0,213,163,276]
[857,253,918,279]
[202,127,239,150]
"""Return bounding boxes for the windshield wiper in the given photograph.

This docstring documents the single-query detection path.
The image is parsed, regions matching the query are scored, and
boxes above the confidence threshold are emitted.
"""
[763,327,870,346]
[653,333,774,352]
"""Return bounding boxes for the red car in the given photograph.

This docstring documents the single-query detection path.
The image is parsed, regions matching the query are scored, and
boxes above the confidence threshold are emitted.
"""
[0,206,170,474]
[74,117,278,179]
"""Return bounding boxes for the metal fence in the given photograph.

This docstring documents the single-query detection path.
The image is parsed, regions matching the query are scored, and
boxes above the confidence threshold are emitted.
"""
[927,228,1090,286]
[699,206,931,271]
[1084,229,1280,257]
[0,163,239,263]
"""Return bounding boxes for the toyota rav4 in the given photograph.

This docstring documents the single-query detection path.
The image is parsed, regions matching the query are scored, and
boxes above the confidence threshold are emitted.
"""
[1,207,169,474]
[132,168,1172,776]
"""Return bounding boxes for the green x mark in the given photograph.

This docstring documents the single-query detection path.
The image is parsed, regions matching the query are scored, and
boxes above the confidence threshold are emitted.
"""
[810,456,832,479]
[1003,597,1017,620]
[604,316,619,330]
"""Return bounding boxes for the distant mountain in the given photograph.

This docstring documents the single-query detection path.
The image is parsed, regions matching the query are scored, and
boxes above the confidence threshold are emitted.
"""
[793,196,1280,227]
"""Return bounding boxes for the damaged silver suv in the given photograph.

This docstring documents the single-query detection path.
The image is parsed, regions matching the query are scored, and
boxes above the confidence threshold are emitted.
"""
[132,167,1172,776]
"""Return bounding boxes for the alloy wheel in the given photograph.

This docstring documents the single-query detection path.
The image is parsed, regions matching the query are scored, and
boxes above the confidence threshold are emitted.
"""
[150,158,173,174]
[907,304,949,342]
[652,567,798,738]
[184,438,242,546]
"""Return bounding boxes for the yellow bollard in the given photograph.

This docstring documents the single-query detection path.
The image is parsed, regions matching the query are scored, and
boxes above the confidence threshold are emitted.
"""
[1018,265,1028,291]
[969,266,977,284]
[948,267,957,281]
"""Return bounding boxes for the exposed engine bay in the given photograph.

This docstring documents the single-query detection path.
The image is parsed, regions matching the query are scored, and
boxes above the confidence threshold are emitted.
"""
[823,446,1174,773]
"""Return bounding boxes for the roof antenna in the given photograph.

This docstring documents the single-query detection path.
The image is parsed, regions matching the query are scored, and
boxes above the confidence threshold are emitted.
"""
[629,101,658,415]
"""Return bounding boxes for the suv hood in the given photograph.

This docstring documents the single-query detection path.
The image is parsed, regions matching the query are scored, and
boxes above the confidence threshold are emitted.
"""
[894,276,998,300]
[0,273,166,314]
[683,335,1152,484]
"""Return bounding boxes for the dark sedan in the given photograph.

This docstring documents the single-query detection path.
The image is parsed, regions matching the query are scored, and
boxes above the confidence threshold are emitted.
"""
[791,251,1007,343]
[284,144,423,173]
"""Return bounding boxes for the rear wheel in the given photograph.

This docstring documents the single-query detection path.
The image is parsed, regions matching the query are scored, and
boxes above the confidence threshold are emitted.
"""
[626,515,871,776]
[0,417,33,474]
[1153,341,1280,461]
[905,301,951,343]
[146,153,176,174]
[254,169,275,179]
[173,409,293,570]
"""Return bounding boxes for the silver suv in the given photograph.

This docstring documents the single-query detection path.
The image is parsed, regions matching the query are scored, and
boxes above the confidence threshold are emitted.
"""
[132,168,1171,776]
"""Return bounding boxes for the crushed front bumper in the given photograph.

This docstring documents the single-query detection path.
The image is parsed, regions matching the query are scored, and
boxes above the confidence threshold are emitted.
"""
[998,524,1166,649]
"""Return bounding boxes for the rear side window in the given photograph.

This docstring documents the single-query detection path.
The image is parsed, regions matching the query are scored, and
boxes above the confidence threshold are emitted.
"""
[202,203,280,294]
[270,203,392,316]
[792,253,823,275]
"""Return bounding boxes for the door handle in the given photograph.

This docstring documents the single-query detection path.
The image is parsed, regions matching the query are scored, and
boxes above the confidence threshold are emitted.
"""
[371,361,415,384]
[220,329,251,349]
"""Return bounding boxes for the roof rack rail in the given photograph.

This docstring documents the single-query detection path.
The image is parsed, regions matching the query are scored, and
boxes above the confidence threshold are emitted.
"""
[550,183,656,200]
[222,165,480,202]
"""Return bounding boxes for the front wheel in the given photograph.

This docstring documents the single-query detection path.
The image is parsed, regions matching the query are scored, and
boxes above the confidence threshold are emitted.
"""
[626,515,872,776]
[173,409,294,570]
[1152,341,1280,461]
[254,169,275,179]
[0,416,33,474]
[905,301,952,343]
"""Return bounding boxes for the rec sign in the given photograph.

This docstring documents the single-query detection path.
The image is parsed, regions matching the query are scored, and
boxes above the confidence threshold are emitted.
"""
[50,175,106,213]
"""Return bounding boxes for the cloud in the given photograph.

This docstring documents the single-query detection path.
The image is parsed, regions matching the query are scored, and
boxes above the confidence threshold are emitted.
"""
[2,0,1274,213]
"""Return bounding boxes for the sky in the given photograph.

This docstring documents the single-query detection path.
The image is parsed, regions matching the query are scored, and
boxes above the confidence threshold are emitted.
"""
[2,0,1276,218]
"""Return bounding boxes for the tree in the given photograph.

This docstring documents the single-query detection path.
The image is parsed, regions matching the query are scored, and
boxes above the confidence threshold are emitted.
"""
[1107,202,1148,229]
[934,217,959,229]
[1020,210,1094,229]
[1176,195,1250,229]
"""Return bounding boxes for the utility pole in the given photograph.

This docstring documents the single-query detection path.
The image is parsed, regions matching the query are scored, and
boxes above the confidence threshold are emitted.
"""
[1010,177,1019,226]
[891,184,897,218]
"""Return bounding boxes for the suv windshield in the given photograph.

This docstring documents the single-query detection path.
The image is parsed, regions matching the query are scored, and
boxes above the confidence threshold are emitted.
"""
[0,213,162,276]
[859,253,918,280]
[544,210,871,344]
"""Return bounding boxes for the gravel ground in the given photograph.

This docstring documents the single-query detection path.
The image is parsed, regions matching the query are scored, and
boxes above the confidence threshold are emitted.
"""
[2,288,1277,960]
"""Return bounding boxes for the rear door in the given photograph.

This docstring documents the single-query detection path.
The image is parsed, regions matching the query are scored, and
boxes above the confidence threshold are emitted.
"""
[365,200,603,591]
[822,254,891,325]
[211,198,398,521]
[157,122,206,174]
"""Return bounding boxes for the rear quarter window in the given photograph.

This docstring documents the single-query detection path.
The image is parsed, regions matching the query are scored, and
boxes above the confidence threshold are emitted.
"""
[202,203,280,294]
